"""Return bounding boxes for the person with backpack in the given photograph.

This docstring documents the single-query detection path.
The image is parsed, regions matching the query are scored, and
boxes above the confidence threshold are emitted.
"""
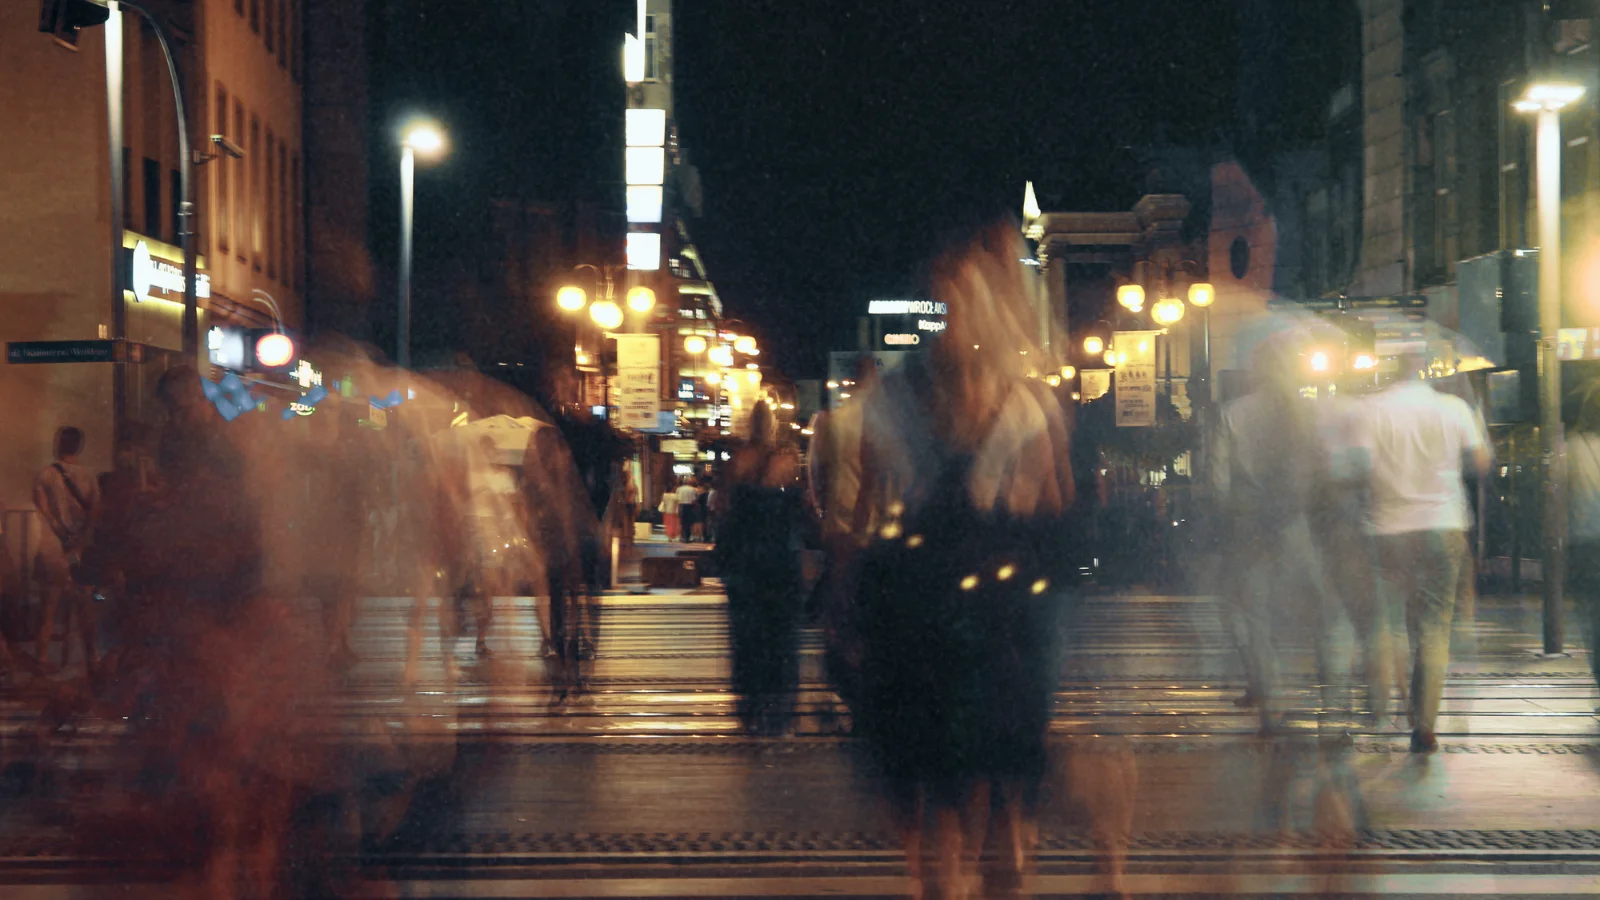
[32,425,100,673]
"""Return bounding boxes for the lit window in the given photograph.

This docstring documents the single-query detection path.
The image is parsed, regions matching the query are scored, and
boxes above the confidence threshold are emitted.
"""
[627,185,663,223]
[626,109,667,147]
[627,232,661,271]
[626,147,665,185]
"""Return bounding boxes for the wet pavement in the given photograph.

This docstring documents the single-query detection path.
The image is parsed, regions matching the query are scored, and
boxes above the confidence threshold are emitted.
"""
[4,544,1600,896]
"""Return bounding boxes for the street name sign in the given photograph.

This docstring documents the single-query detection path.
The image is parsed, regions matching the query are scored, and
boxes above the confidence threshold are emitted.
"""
[7,340,119,364]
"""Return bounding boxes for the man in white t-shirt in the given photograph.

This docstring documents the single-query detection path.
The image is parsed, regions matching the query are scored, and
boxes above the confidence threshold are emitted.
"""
[1358,355,1490,752]
[32,426,100,669]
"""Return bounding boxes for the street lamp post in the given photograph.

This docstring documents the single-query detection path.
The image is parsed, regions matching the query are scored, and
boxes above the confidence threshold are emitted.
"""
[1515,81,1585,654]
[397,121,446,369]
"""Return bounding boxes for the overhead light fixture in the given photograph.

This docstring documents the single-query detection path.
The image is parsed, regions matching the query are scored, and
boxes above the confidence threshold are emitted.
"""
[626,185,663,224]
[556,285,587,312]
[627,285,656,313]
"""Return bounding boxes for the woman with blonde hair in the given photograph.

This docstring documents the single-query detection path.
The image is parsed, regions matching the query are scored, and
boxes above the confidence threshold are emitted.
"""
[848,218,1074,899]
[714,398,806,733]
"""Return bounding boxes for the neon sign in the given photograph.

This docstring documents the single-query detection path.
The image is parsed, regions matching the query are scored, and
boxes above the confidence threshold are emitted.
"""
[130,240,210,303]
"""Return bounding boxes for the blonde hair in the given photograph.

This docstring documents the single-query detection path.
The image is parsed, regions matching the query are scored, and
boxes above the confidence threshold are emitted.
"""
[925,220,1057,439]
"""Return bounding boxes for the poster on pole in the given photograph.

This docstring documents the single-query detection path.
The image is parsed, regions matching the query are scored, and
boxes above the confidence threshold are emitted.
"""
[1080,369,1111,402]
[1114,330,1157,427]
[614,334,660,430]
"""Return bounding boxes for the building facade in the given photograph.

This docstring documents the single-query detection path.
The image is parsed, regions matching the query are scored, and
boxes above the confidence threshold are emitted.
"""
[0,0,306,513]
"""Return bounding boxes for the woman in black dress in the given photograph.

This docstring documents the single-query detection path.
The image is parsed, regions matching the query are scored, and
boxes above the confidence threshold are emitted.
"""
[713,401,805,734]
[847,220,1074,899]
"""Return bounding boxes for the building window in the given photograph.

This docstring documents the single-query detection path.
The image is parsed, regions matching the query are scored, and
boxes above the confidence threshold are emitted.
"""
[215,85,229,254]
[265,129,276,279]
[291,154,301,289]
[251,116,262,271]
[143,157,161,240]
[645,14,659,80]
[235,102,247,261]
[278,143,288,284]
[250,0,258,34]
[122,147,132,229]
[1499,83,1530,250]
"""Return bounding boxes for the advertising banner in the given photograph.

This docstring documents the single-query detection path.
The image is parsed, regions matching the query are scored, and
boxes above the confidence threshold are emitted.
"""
[614,334,661,430]
[1114,330,1158,427]
[1080,369,1111,402]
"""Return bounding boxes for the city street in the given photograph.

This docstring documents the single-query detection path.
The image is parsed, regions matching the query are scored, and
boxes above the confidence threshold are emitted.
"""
[4,540,1600,897]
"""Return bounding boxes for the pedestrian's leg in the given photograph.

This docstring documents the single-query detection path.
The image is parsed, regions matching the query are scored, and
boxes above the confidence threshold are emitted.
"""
[1407,531,1464,748]
[1368,537,1409,724]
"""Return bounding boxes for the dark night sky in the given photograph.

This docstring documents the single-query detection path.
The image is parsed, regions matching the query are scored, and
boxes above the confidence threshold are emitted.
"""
[368,0,1348,377]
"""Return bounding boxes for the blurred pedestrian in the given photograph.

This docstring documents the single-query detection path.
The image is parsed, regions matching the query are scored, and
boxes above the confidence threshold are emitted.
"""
[714,401,805,734]
[676,477,700,543]
[849,220,1073,900]
[1209,337,1336,734]
[1568,385,1600,703]
[660,481,680,541]
[1359,352,1490,752]
[32,425,99,674]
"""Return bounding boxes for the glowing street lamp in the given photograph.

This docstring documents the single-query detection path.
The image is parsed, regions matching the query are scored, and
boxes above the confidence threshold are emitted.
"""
[684,334,708,355]
[1151,296,1186,326]
[1117,283,1145,313]
[626,285,656,313]
[1187,282,1215,308]
[1515,80,1586,653]
[734,335,758,355]
[1083,335,1105,356]
[709,345,735,368]
[589,298,624,330]
[397,119,447,369]
[557,285,587,312]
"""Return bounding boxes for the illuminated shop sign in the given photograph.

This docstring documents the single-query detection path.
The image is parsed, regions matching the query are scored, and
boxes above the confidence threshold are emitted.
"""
[883,333,921,346]
[129,240,210,303]
[917,319,946,333]
[868,299,947,316]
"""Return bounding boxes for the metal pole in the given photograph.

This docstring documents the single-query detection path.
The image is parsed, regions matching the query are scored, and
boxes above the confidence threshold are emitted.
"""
[398,145,415,369]
[1536,108,1567,654]
[105,3,125,454]
[123,2,196,357]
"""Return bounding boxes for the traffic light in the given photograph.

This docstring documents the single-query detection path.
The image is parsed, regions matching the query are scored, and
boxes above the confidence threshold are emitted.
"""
[39,0,110,50]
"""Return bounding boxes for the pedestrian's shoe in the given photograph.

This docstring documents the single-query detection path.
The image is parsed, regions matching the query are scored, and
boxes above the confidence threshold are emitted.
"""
[1409,730,1438,754]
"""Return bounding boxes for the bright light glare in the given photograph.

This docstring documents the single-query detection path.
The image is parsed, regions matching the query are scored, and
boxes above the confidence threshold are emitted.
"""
[403,122,446,156]
[826,380,840,389]
[255,333,294,368]
[589,299,624,330]
[1188,282,1215,308]
[684,335,708,354]
[1061,365,1076,380]
[709,345,734,367]
[1083,336,1105,356]
[1104,350,1117,367]
[1518,82,1585,112]
[1045,374,1062,387]
[556,285,587,312]
[734,335,758,355]
[1309,350,1330,373]
[1152,296,1186,326]
[1353,354,1377,370]
[747,371,761,384]
[627,286,656,313]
